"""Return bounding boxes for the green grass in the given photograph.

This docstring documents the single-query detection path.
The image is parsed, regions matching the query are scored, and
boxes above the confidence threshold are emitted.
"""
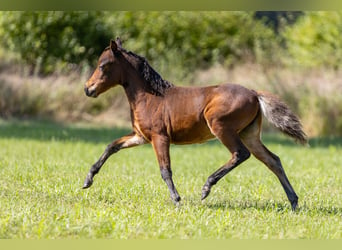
[0,119,341,239]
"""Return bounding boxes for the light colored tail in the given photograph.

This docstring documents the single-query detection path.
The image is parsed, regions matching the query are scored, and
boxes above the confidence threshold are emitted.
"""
[257,91,308,145]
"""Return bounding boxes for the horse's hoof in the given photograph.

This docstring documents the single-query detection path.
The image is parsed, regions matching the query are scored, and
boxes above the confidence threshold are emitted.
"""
[201,186,211,200]
[171,194,181,205]
[174,199,181,207]
[291,200,298,211]
[82,178,93,189]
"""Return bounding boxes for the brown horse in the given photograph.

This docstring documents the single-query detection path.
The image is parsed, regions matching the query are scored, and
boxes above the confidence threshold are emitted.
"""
[83,38,307,211]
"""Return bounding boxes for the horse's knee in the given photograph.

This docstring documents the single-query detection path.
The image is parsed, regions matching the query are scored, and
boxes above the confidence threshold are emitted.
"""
[236,148,251,163]
[272,154,283,168]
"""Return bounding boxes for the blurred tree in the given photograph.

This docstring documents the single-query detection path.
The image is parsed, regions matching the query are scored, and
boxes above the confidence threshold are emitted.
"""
[254,11,303,33]
[283,11,342,69]
[0,11,281,75]
[105,12,279,74]
[0,11,112,75]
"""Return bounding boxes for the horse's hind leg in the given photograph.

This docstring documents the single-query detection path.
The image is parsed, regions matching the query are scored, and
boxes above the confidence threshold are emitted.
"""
[243,140,299,210]
[201,129,251,200]
[240,113,299,210]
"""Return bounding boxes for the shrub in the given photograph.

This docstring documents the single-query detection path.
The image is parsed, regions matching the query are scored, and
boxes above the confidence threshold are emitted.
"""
[0,11,112,75]
[106,12,279,76]
[0,11,280,78]
[283,11,342,69]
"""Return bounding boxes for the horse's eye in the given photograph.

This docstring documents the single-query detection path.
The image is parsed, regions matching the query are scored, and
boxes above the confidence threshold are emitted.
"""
[99,65,105,71]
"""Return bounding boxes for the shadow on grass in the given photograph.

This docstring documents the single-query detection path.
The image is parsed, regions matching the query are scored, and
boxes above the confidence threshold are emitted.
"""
[297,204,342,216]
[0,119,341,147]
[203,199,292,212]
[203,199,342,215]
[0,119,131,144]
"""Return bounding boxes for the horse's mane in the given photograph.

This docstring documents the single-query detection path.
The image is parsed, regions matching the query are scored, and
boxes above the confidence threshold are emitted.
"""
[119,48,174,96]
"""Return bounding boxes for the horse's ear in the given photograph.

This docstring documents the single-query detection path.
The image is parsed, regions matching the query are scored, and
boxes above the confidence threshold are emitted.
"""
[115,37,122,49]
[110,39,117,52]
[110,38,123,52]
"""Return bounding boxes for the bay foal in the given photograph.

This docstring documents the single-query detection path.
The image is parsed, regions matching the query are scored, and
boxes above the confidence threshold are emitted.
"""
[83,38,307,210]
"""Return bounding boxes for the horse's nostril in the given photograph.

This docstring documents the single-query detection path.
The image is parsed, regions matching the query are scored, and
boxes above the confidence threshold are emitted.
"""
[84,87,90,96]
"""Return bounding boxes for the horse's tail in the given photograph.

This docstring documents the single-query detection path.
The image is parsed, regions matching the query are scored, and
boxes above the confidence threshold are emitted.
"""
[257,91,308,145]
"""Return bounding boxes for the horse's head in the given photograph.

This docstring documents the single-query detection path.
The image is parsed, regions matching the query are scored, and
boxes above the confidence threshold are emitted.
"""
[84,38,124,98]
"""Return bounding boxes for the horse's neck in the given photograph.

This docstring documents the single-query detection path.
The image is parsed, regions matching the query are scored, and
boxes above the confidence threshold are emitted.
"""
[120,56,167,110]
[122,72,150,107]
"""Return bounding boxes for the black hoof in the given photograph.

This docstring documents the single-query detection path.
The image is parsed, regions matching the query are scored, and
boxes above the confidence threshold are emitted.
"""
[171,193,181,204]
[291,200,298,211]
[201,186,211,200]
[82,177,93,189]
[173,197,181,206]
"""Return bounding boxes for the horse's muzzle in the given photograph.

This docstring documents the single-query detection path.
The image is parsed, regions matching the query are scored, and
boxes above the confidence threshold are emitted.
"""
[84,86,97,98]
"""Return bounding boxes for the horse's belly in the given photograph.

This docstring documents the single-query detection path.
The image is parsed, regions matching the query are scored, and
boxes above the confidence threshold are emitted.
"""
[170,122,215,145]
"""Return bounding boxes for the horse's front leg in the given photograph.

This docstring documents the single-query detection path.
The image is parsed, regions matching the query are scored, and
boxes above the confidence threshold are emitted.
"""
[151,135,181,204]
[82,132,146,189]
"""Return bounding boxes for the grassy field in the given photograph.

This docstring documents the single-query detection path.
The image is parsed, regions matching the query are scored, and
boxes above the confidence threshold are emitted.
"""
[0,119,341,239]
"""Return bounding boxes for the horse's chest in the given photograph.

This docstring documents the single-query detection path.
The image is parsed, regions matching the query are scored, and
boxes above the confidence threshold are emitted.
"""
[131,109,164,141]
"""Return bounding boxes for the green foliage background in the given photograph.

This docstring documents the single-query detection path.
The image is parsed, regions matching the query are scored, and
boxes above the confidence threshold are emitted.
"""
[283,11,342,69]
[109,12,279,71]
[2,11,342,74]
[0,11,280,75]
[0,12,112,74]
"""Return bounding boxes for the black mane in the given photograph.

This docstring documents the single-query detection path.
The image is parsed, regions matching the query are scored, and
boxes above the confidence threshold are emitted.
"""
[121,48,174,96]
